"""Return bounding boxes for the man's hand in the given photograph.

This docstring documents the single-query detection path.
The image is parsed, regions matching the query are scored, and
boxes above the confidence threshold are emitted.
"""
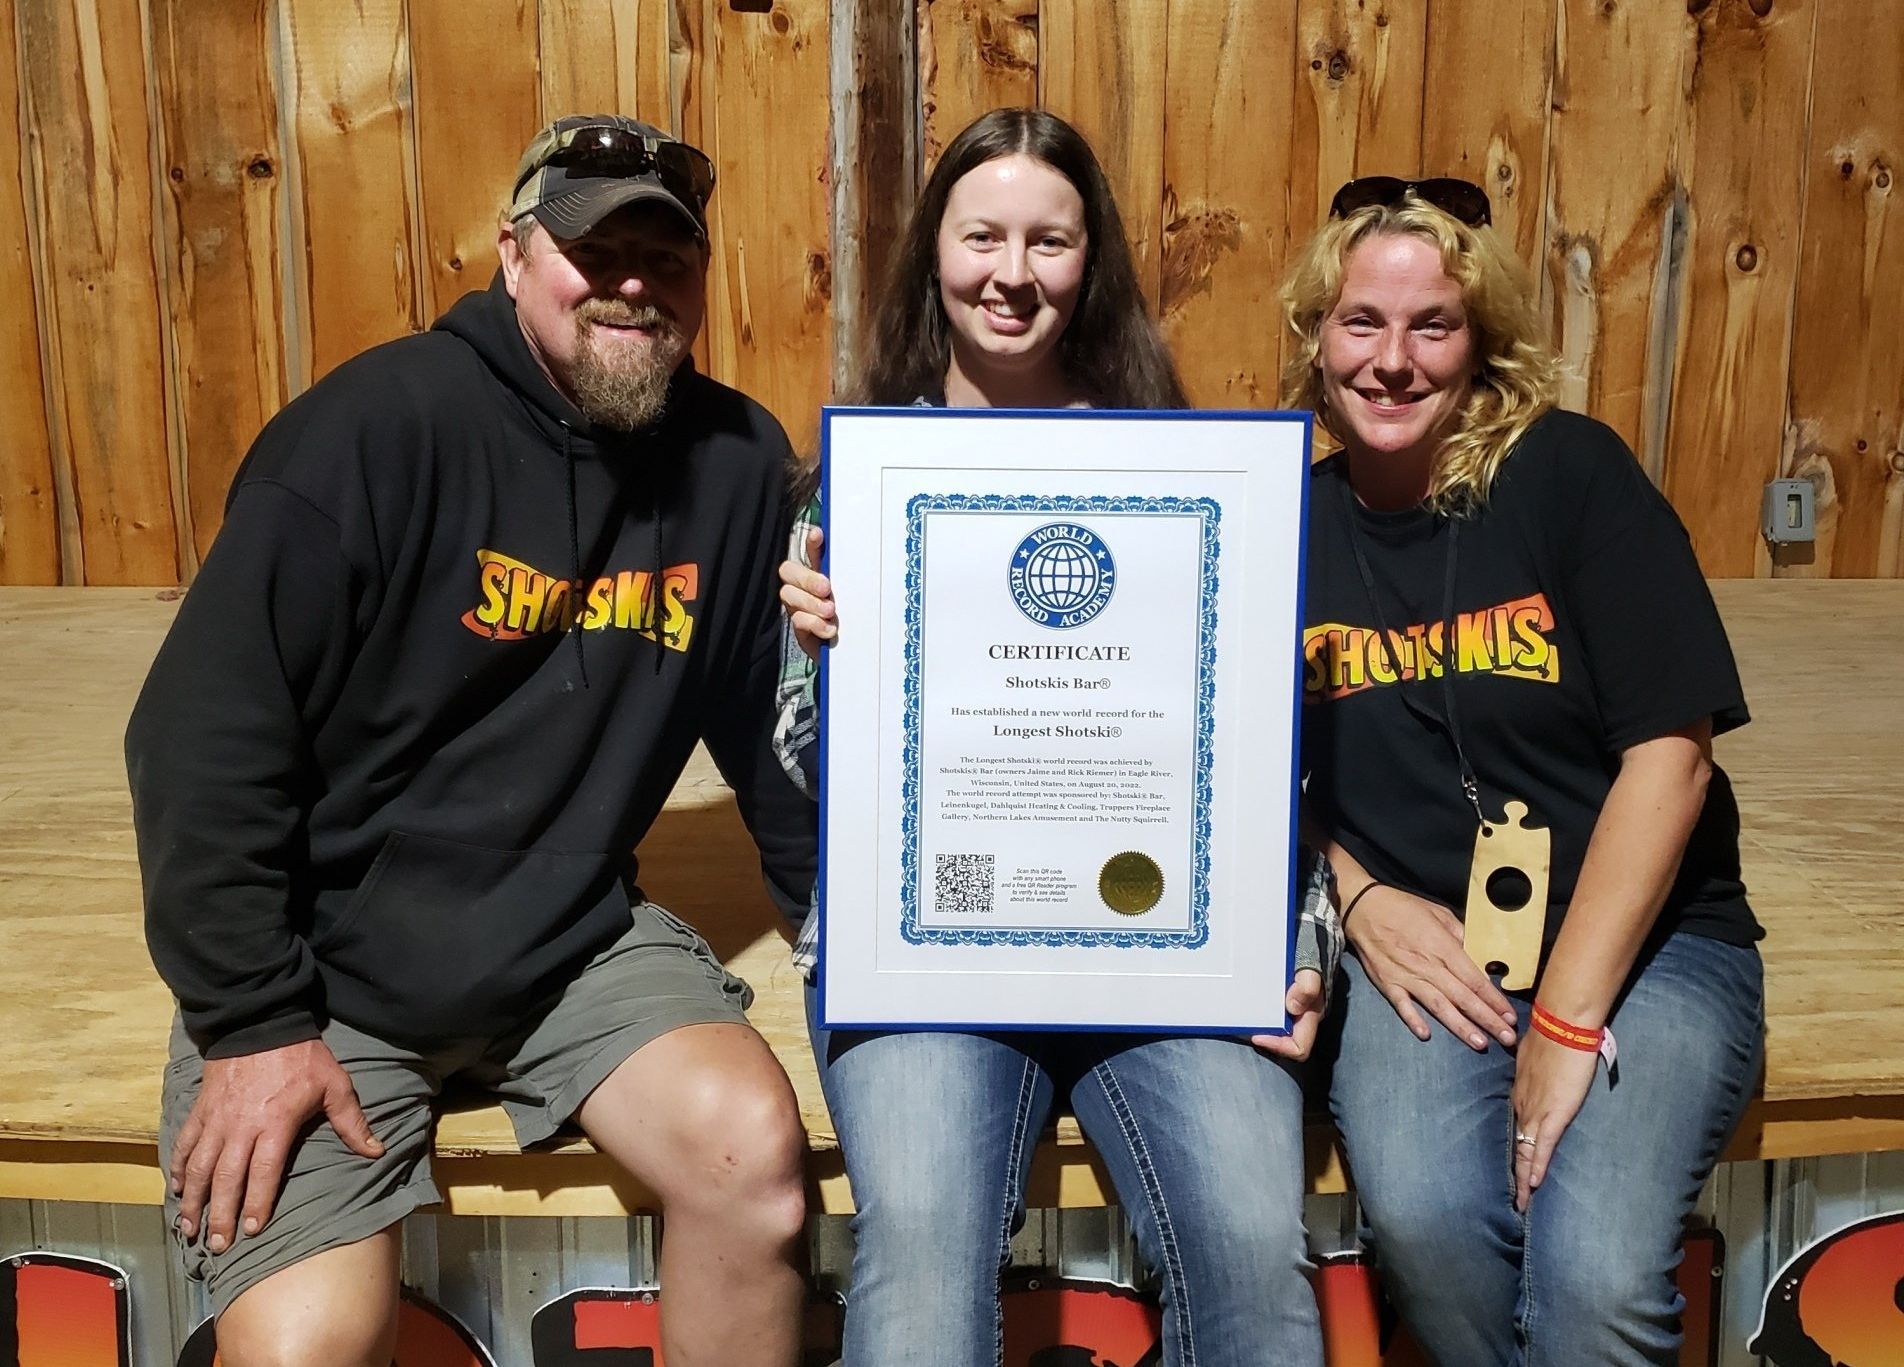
[1252,968,1326,1062]
[1345,884,1519,1051]
[171,1038,382,1251]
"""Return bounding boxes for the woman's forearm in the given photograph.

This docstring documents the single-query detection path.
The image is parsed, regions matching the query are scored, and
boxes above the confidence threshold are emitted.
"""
[1535,723,1715,1026]
[1301,808,1374,911]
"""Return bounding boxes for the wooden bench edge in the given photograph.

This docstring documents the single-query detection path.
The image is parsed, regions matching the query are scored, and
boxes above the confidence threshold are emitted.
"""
[7,1095,1903,1215]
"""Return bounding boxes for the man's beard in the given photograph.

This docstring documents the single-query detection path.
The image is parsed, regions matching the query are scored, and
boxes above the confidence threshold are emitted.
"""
[568,301,688,431]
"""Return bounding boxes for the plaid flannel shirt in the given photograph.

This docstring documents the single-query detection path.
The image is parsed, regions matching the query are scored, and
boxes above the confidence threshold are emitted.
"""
[772,492,822,804]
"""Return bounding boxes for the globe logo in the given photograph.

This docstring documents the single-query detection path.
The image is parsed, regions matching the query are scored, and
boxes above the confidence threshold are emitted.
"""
[1008,522,1117,628]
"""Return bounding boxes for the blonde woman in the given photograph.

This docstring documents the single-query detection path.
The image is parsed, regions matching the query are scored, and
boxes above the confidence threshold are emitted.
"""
[1287,178,1763,1366]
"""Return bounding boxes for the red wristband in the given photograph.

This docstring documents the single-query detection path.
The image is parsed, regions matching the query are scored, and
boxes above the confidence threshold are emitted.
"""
[1530,1002,1601,1050]
[1531,1002,1617,1068]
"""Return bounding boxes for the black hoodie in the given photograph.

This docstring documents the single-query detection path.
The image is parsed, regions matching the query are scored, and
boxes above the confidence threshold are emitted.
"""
[126,275,814,1059]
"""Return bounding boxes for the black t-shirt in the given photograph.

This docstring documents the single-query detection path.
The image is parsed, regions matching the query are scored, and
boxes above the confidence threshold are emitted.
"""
[1301,408,1762,950]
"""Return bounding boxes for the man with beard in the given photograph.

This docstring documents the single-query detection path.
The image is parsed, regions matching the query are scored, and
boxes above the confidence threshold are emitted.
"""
[126,117,815,1367]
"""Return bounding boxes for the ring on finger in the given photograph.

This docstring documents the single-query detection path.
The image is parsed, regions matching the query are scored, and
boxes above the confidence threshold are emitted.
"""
[1514,1130,1537,1147]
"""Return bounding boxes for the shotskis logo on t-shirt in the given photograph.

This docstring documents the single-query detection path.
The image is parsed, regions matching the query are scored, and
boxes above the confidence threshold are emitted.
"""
[460,547,701,651]
[1302,591,1560,702]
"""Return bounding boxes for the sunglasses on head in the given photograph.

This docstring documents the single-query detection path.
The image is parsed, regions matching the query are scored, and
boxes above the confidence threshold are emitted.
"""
[528,124,716,208]
[1328,176,1492,228]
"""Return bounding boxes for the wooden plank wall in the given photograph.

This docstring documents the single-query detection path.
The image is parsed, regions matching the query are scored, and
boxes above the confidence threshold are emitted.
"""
[0,0,1897,584]
[916,0,1902,579]
[0,0,830,585]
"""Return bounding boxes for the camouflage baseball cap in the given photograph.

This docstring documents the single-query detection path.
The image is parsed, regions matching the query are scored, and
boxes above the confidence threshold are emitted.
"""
[508,115,714,241]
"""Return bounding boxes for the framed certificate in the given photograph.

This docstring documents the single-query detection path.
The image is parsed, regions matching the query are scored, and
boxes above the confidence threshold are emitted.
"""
[817,408,1310,1034]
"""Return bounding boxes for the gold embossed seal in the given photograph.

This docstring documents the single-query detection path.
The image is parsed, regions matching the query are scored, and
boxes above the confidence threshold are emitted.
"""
[1099,852,1164,916]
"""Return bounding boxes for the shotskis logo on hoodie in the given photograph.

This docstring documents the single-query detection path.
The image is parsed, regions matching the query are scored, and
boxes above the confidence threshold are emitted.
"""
[461,548,700,651]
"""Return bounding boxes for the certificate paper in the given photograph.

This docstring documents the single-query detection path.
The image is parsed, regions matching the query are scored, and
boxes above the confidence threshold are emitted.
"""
[818,409,1310,1034]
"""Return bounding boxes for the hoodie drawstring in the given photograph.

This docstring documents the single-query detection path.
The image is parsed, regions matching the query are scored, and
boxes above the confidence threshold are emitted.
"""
[562,426,590,690]
[563,421,668,683]
[649,502,665,674]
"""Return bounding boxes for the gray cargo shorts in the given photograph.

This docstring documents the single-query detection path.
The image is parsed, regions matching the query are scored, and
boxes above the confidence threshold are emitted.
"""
[159,901,753,1314]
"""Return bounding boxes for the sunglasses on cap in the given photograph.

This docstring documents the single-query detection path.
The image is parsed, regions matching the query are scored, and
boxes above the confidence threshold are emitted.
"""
[524,123,716,209]
[1328,176,1492,228]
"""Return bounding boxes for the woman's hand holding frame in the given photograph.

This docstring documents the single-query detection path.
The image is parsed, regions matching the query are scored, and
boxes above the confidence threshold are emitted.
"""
[779,527,836,660]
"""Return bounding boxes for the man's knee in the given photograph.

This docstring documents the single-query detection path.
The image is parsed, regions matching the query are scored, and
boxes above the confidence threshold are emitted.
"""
[597,1033,808,1234]
[215,1319,396,1367]
[215,1244,399,1367]
[688,1067,804,1187]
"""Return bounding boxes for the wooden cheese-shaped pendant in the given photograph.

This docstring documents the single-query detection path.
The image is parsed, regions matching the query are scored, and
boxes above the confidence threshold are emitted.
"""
[1463,800,1549,990]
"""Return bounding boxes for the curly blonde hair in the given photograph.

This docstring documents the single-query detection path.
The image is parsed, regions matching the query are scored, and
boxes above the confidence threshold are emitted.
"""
[1279,198,1559,510]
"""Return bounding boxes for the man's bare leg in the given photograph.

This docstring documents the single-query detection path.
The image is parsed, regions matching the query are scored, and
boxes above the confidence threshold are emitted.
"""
[577,1022,807,1367]
[212,1228,400,1367]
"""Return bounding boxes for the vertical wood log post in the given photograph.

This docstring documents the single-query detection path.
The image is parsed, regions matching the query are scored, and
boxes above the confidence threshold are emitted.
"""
[831,0,917,402]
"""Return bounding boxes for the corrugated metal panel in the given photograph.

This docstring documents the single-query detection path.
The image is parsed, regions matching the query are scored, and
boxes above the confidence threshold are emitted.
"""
[5,1158,1902,1364]
[1,1201,207,1365]
[1702,1159,1770,1367]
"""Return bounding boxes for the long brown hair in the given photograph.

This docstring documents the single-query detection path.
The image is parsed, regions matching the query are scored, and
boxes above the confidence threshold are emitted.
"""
[848,108,1185,414]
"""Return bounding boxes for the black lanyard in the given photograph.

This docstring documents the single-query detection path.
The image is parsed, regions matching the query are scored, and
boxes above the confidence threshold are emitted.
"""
[1338,477,1491,832]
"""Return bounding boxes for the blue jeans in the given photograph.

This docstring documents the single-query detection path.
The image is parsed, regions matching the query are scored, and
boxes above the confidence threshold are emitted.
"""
[809,987,1322,1367]
[1324,931,1764,1367]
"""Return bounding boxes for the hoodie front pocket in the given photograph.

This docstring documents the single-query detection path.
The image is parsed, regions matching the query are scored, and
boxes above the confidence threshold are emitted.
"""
[312,832,631,1045]
[309,835,403,955]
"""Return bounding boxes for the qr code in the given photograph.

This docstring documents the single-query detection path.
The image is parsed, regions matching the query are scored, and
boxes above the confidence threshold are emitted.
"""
[934,853,995,914]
